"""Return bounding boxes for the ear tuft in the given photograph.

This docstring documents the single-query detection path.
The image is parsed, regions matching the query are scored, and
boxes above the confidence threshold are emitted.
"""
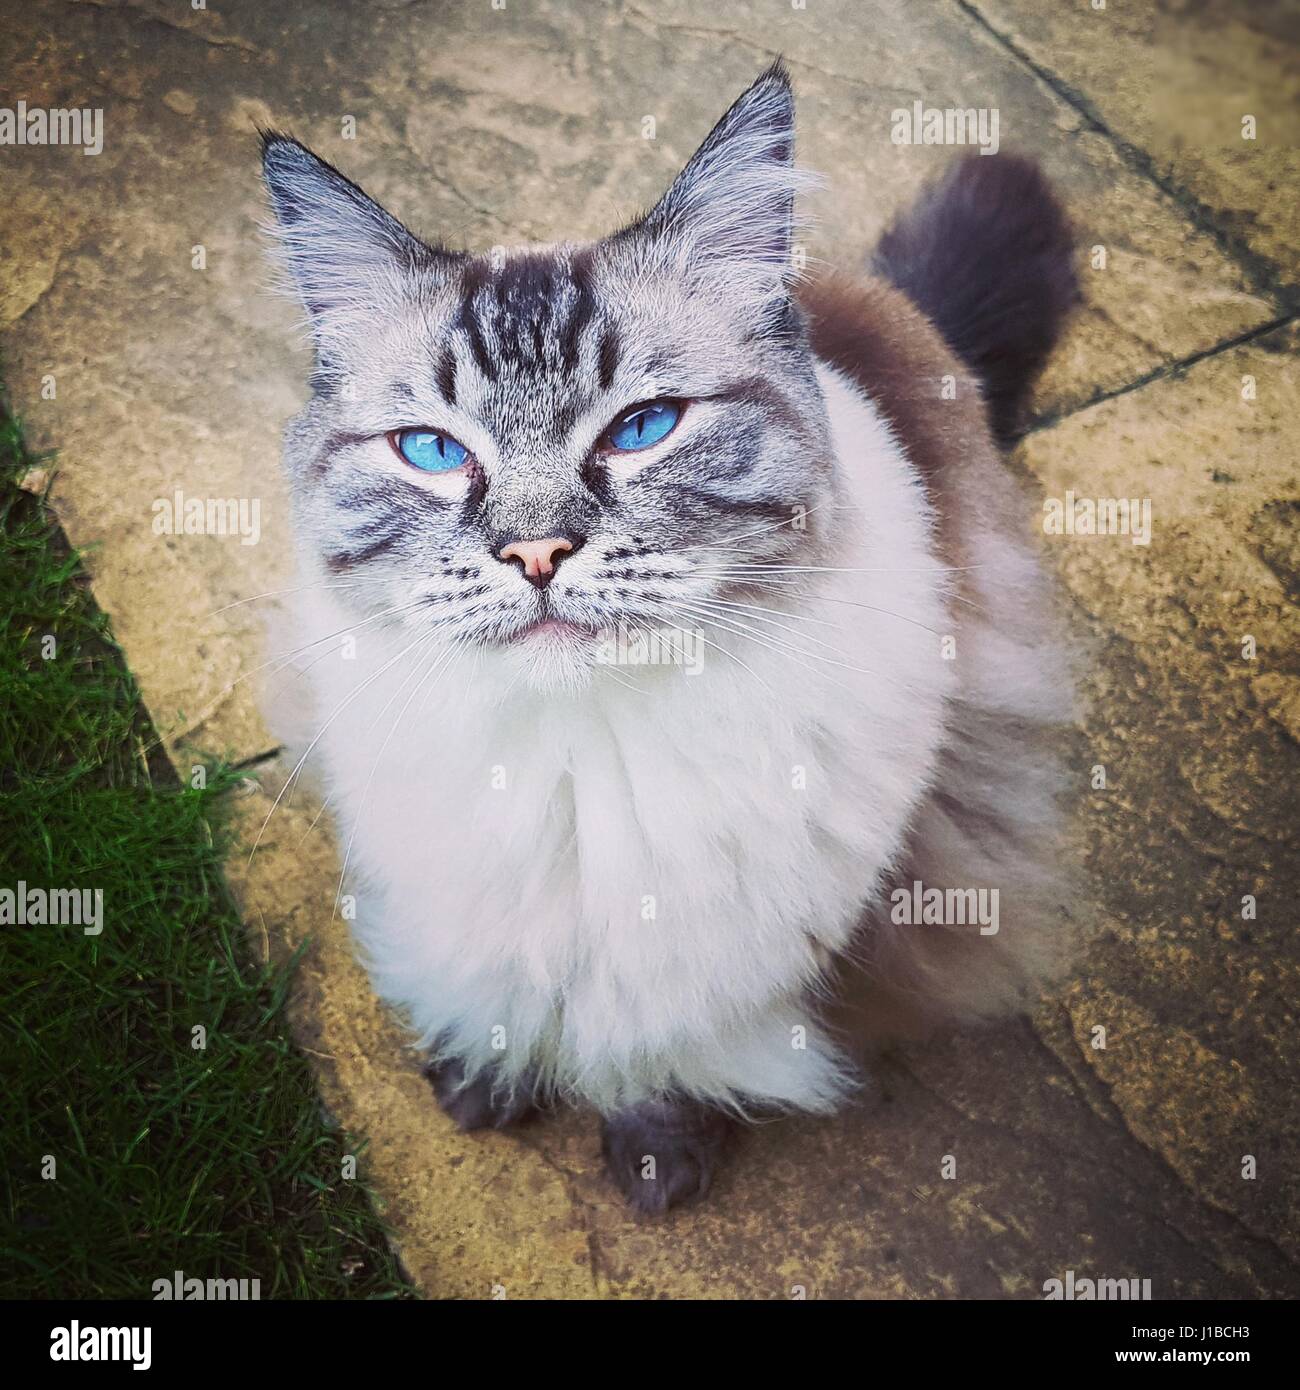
[634,60,815,305]
[259,134,438,350]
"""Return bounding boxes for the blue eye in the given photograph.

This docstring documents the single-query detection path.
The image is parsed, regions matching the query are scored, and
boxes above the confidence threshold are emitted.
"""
[393,429,469,472]
[605,400,681,452]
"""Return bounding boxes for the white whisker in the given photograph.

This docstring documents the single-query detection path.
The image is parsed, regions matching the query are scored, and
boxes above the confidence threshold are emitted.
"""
[205,576,393,618]
[333,636,456,918]
[247,628,431,868]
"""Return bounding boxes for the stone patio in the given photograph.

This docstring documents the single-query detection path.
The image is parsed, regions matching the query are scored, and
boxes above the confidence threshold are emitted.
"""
[2,0,1296,1297]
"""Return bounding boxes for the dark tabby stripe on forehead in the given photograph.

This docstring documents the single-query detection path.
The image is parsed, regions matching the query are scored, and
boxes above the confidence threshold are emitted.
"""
[492,258,553,372]
[597,326,622,390]
[451,247,604,382]
[455,259,499,381]
[558,248,597,371]
[434,348,457,405]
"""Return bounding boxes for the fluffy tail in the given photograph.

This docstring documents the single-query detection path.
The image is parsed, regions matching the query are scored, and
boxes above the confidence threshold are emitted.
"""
[872,153,1076,445]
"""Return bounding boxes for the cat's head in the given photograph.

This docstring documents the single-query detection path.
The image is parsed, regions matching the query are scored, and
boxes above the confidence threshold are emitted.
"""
[263,62,836,693]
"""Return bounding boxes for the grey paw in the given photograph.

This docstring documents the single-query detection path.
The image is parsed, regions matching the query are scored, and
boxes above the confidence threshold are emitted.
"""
[601,1098,732,1214]
[425,1057,537,1131]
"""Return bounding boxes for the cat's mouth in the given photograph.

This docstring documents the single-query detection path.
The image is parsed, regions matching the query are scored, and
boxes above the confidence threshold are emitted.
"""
[504,616,603,645]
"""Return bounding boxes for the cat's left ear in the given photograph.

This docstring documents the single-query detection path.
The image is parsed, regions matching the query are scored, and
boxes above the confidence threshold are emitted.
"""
[630,60,811,309]
[260,133,445,350]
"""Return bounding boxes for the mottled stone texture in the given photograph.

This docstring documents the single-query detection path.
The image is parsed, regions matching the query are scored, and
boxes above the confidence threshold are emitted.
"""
[1,0,1295,1297]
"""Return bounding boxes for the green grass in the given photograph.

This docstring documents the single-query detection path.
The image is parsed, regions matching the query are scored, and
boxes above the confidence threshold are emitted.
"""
[0,387,410,1299]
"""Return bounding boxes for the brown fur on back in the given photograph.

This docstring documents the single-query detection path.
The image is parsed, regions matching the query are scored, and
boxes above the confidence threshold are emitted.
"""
[799,271,1081,1044]
[801,271,986,583]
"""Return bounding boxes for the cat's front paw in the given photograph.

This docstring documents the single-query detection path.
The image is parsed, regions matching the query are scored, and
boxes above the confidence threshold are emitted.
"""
[425,1057,537,1132]
[601,1098,732,1214]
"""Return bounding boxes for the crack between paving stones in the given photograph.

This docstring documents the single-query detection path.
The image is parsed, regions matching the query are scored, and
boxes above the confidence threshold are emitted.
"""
[883,1042,1209,1211]
[953,0,1297,310]
[513,1134,607,1293]
[1028,1006,1300,1283]
[889,1045,1284,1294]
[1020,312,1298,438]
[886,1044,1124,1174]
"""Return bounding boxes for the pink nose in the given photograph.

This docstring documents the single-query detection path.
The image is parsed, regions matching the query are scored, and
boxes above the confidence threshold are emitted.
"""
[496,536,574,589]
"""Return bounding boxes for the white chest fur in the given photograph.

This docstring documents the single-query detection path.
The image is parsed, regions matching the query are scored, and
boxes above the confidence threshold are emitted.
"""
[284,366,952,1112]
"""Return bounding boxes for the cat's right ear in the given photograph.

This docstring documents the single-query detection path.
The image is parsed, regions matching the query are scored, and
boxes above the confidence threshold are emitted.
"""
[260,132,439,347]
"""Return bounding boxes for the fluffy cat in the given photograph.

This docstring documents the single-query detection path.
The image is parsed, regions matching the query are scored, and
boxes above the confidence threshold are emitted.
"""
[260,61,1078,1213]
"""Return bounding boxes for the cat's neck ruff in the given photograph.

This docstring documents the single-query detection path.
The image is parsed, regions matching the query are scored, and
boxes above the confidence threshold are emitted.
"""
[285,361,954,1112]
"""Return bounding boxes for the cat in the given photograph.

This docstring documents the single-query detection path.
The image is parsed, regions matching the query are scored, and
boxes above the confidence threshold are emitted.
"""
[260,59,1079,1214]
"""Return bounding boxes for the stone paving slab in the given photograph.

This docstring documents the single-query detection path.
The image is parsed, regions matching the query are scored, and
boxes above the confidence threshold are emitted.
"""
[1020,325,1300,1270]
[969,0,1300,295]
[2,0,1297,1296]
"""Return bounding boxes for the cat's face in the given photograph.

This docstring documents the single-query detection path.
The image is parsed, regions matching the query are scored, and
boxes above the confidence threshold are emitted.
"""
[264,63,836,691]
